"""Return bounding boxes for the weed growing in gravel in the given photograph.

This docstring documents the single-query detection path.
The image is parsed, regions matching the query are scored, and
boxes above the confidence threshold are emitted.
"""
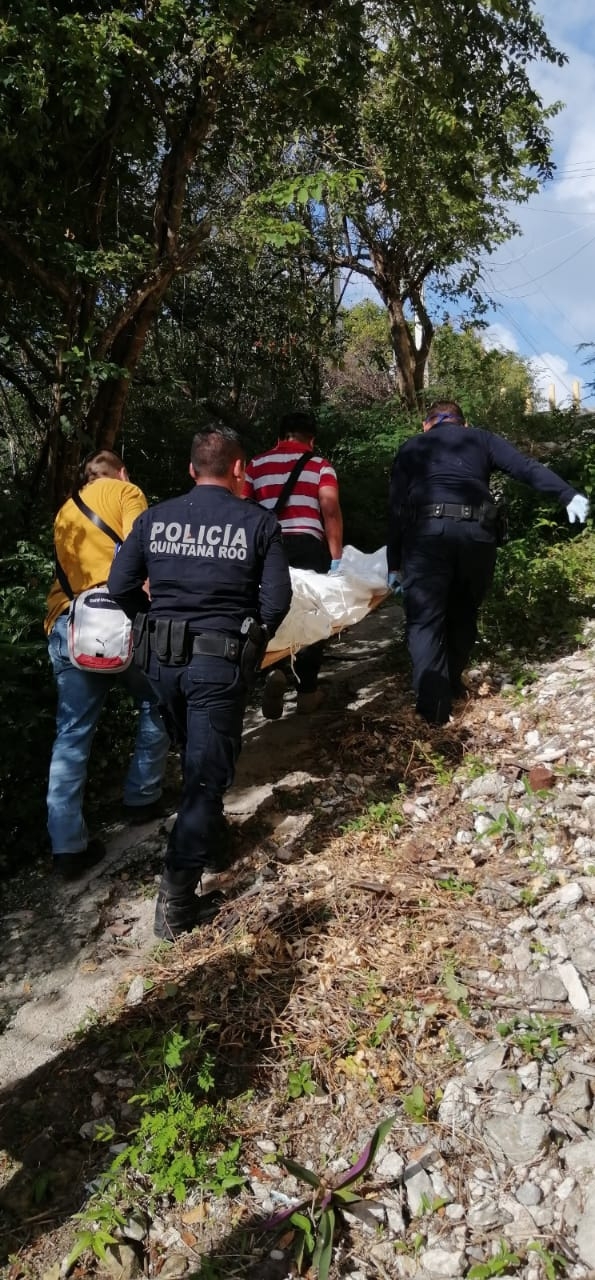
[401,1084,427,1122]
[342,794,405,834]
[527,1241,567,1279]
[414,743,453,785]
[441,956,471,1017]
[264,1115,396,1279]
[436,875,475,898]
[479,805,524,839]
[67,1027,244,1270]
[496,1013,565,1060]
[287,1060,317,1099]
[467,1239,521,1278]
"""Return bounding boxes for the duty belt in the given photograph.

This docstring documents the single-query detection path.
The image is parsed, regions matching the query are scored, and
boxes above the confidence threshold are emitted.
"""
[418,503,483,521]
[146,619,240,665]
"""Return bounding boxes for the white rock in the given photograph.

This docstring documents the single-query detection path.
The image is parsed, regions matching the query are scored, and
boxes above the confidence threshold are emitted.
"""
[465,1044,507,1086]
[438,1077,481,1126]
[125,975,145,1007]
[556,961,591,1012]
[483,1112,549,1165]
[375,1148,405,1181]
[444,1203,465,1220]
[404,1165,434,1216]
[561,1140,595,1172]
[576,1185,595,1266]
[421,1247,466,1277]
[533,883,584,917]
[515,1182,542,1206]
[555,1176,576,1200]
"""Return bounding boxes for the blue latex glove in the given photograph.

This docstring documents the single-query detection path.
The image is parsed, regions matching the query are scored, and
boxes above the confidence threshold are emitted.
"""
[567,494,589,524]
[329,559,343,574]
[388,570,402,595]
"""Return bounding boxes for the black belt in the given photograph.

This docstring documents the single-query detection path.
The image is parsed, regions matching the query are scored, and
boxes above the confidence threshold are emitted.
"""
[418,503,482,521]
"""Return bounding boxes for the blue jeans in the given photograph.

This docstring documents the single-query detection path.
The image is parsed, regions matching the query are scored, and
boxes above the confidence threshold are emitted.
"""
[47,614,170,854]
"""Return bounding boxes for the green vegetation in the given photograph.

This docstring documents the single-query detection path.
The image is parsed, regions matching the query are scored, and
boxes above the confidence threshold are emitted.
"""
[496,1013,566,1060]
[67,1027,244,1269]
[0,0,592,874]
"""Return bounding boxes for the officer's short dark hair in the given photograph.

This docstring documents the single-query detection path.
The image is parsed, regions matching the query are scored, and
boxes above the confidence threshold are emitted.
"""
[190,427,246,477]
[280,409,317,442]
[425,401,465,426]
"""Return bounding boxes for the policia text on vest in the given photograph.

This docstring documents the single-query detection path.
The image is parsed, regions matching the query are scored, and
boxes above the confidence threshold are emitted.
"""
[149,520,249,559]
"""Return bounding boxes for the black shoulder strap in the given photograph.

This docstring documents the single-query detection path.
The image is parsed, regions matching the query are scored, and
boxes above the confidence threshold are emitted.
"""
[72,491,121,544]
[55,555,73,601]
[273,452,317,517]
[54,491,120,600]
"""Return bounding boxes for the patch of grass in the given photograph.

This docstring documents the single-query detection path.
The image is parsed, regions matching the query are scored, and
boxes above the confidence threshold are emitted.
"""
[342,796,405,834]
[436,875,475,898]
[67,1026,245,1269]
[496,1014,565,1060]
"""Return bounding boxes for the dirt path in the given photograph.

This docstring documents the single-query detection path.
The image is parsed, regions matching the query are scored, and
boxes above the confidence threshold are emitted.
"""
[0,601,401,1091]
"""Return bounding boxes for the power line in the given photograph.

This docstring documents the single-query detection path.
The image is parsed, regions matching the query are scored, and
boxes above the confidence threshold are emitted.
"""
[478,283,576,400]
[491,219,595,268]
[507,232,595,287]
[523,206,595,215]
[484,266,589,354]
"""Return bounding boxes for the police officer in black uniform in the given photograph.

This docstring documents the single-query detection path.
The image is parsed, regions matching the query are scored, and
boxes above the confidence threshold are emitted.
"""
[388,400,590,726]
[108,427,292,940]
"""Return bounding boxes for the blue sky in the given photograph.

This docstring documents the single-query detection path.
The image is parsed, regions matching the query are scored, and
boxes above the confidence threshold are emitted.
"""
[346,1,595,409]
[480,0,595,408]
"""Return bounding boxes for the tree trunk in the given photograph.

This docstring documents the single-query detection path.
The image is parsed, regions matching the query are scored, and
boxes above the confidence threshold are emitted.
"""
[385,294,418,409]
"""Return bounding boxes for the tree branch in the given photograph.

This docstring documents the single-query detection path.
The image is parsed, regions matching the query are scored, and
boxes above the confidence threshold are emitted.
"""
[0,357,49,423]
[0,228,72,305]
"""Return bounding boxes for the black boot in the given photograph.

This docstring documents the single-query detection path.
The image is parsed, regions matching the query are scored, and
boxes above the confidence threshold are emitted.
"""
[204,815,233,873]
[154,868,225,941]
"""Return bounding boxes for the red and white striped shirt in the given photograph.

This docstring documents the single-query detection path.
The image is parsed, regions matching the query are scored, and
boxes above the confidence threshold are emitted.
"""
[243,440,339,542]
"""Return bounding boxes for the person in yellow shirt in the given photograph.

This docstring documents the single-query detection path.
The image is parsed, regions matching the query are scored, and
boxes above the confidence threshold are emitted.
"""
[46,449,170,879]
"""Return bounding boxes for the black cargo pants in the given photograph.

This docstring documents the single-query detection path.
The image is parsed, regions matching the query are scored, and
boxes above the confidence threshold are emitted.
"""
[401,519,497,724]
[148,651,247,872]
[282,533,331,693]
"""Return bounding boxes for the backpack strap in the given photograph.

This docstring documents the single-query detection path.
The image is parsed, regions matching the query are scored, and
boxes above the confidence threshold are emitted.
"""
[54,491,121,600]
[72,491,121,544]
[55,556,73,601]
[273,452,318,518]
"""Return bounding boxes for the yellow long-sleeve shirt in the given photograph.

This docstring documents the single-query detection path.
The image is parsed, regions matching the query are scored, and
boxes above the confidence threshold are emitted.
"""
[45,477,147,635]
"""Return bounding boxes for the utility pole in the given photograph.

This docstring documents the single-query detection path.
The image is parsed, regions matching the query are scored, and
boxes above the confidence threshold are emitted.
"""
[413,286,429,389]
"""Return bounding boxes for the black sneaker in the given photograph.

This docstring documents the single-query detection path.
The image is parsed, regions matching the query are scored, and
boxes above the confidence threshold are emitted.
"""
[52,838,107,881]
[203,816,233,873]
[122,799,166,825]
[261,669,287,720]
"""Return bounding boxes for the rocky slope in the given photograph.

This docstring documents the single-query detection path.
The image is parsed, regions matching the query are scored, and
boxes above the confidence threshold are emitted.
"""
[2,604,595,1280]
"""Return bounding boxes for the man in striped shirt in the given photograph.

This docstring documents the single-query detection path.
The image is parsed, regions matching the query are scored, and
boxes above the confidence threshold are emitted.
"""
[243,410,343,717]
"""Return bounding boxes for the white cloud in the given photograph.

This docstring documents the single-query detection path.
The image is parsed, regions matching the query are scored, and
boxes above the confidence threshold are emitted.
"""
[529,351,582,408]
[478,3,595,405]
[483,324,520,354]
